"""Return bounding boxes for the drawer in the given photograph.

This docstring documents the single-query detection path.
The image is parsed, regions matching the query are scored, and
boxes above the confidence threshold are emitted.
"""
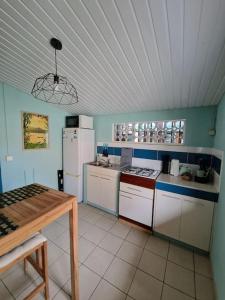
[120,182,154,199]
[87,165,120,178]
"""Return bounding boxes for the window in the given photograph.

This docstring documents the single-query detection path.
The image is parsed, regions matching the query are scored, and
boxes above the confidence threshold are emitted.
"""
[113,119,185,144]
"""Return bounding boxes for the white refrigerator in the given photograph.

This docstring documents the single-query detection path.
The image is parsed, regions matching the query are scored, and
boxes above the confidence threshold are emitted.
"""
[63,128,95,202]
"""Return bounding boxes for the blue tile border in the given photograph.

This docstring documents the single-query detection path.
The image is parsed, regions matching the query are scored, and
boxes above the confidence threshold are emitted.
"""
[156,181,219,202]
[96,146,222,175]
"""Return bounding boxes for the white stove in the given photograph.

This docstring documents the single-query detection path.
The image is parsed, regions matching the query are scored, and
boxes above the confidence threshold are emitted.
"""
[122,166,160,180]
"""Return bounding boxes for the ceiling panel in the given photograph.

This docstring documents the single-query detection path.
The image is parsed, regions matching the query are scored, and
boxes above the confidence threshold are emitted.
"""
[0,0,225,114]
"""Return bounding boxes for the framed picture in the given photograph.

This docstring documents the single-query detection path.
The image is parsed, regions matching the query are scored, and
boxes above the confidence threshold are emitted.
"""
[22,112,49,150]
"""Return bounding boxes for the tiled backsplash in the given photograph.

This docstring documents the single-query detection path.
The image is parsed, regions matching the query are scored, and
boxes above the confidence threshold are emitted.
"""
[97,144,222,175]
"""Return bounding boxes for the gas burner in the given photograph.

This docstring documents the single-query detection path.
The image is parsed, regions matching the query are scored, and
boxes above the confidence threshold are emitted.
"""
[122,167,160,179]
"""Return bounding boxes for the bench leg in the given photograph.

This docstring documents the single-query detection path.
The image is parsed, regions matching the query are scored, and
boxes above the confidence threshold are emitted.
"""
[42,241,49,300]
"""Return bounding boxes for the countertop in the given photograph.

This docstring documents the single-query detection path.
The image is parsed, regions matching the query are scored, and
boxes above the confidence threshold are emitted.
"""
[87,162,122,172]
[156,173,218,194]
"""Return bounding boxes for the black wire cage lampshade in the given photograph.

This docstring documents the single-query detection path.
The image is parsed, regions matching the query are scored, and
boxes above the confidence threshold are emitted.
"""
[31,38,78,105]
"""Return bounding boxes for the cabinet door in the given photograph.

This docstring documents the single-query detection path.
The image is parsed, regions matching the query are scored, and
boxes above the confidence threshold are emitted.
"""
[180,197,214,251]
[119,192,153,226]
[153,190,182,239]
[99,176,117,211]
[87,174,101,206]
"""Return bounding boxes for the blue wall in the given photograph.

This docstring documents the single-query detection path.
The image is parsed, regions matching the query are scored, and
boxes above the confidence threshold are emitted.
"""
[211,96,225,300]
[0,83,67,192]
[94,106,217,147]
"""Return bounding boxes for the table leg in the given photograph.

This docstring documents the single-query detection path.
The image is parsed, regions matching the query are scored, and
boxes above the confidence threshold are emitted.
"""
[69,201,79,300]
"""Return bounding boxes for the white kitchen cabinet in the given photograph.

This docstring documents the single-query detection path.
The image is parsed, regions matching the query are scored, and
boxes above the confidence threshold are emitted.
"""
[153,189,215,251]
[154,190,182,239]
[180,196,214,251]
[119,191,153,226]
[87,165,120,214]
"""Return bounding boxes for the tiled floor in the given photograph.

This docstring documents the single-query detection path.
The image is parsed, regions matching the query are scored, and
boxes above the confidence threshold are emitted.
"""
[0,203,216,300]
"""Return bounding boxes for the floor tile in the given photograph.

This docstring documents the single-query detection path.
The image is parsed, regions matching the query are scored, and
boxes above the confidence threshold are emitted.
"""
[49,253,71,288]
[165,261,195,297]
[83,225,107,244]
[78,219,93,236]
[138,249,167,281]
[117,241,143,266]
[145,235,169,258]
[195,273,215,300]
[162,284,194,300]
[43,222,67,242]
[56,213,69,228]
[102,212,118,221]
[110,221,131,239]
[0,281,13,300]
[126,228,149,248]
[104,257,136,293]
[53,231,70,253]
[128,269,163,300]
[90,279,126,300]
[168,244,194,271]
[48,241,65,266]
[99,232,123,254]
[194,253,212,278]
[84,246,114,276]
[2,266,38,298]
[78,237,96,263]
[95,215,116,231]
[81,211,102,224]
[79,265,101,300]
[54,289,70,300]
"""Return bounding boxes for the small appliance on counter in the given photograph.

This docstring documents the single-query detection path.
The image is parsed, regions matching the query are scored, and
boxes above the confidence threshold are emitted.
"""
[162,154,171,174]
[170,159,180,176]
[65,115,93,129]
[195,158,211,184]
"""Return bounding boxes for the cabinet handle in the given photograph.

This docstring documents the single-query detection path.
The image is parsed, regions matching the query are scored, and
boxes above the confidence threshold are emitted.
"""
[120,193,132,199]
[183,199,204,207]
[162,193,181,200]
[127,186,142,192]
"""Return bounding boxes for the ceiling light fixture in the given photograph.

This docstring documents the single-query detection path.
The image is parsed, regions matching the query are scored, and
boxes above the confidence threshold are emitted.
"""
[31,38,78,105]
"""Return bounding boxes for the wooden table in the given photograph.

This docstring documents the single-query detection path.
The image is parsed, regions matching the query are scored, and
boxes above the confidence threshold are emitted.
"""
[0,184,79,300]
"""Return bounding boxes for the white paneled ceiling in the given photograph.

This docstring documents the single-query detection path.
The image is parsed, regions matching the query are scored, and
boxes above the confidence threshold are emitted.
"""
[1,0,225,114]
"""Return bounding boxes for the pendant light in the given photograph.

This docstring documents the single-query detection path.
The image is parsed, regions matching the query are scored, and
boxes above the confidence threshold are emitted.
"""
[31,38,78,105]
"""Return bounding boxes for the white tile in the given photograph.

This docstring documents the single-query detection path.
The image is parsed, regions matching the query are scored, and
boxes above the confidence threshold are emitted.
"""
[53,231,70,253]
[110,222,131,239]
[128,269,163,300]
[56,213,69,228]
[138,249,167,281]
[84,247,114,276]
[117,241,143,266]
[43,222,67,242]
[83,225,107,244]
[99,232,123,254]
[79,265,101,300]
[195,274,216,300]
[168,244,194,271]
[104,257,136,293]
[0,281,13,300]
[162,284,194,300]
[194,253,212,278]
[95,216,116,231]
[102,212,118,221]
[78,204,91,218]
[78,219,93,236]
[165,261,195,297]
[145,235,169,258]
[49,253,71,288]
[78,237,96,263]
[126,228,149,248]
[0,263,21,280]
[81,211,102,224]
[2,267,38,298]
[90,279,126,300]
[54,289,70,300]
[48,241,65,266]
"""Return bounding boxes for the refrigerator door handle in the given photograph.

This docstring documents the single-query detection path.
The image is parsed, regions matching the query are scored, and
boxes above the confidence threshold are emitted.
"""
[65,172,80,178]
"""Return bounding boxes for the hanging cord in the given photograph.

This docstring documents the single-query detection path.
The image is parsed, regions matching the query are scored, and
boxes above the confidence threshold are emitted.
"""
[55,48,57,75]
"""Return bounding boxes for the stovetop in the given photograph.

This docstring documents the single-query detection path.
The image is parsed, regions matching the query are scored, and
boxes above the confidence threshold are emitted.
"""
[122,166,160,179]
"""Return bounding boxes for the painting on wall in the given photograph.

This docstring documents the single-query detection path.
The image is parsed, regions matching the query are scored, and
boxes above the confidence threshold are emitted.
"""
[22,112,49,150]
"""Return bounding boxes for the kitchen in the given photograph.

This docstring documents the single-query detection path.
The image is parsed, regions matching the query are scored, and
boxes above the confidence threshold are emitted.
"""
[0,1,225,300]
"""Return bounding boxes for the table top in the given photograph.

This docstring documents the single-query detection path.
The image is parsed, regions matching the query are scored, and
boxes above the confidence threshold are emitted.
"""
[0,184,75,256]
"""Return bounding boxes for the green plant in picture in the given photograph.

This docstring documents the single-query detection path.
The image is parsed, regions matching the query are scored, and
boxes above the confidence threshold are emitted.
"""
[23,112,49,149]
